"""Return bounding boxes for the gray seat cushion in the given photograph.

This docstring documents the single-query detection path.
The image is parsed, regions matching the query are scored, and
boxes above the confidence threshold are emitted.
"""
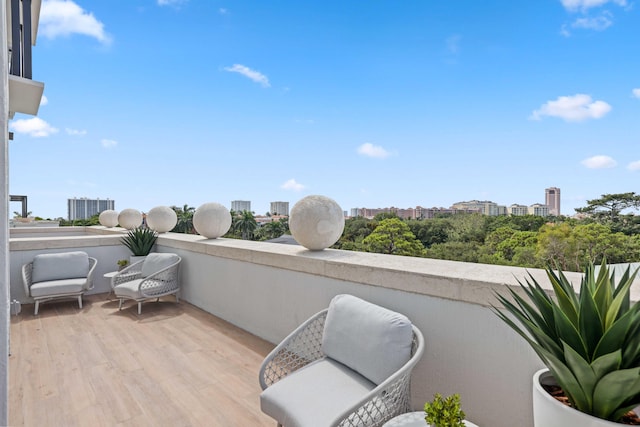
[260,358,375,427]
[321,294,413,385]
[141,253,180,278]
[30,279,87,297]
[31,251,89,283]
[114,279,164,299]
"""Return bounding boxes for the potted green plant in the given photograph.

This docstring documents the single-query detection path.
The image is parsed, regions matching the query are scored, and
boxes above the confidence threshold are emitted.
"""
[424,393,466,427]
[494,261,640,426]
[117,259,129,271]
[121,227,158,263]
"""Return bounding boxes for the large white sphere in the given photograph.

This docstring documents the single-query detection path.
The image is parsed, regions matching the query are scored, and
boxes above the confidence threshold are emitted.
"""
[118,208,143,230]
[146,206,177,233]
[98,209,119,227]
[289,195,345,251]
[193,202,232,239]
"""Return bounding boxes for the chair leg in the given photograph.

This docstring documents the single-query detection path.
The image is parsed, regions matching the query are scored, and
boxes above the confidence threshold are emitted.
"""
[176,293,180,303]
[78,295,83,309]
[138,302,142,315]
[118,299,123,310]
[34,301,39,315]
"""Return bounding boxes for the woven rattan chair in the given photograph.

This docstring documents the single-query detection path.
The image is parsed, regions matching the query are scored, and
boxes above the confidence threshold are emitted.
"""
[259,294,425,427]
[111,252,181,315]
[22,251,97,315]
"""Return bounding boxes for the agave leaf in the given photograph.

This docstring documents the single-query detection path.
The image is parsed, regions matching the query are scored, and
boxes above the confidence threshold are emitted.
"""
[621,310,640,367]
[590,350,622,381]
[593,308,637,360]
[552,303,588,360]
[578,276,603,359]
[605,272,637,330]
[592,263,612,317]
[537,344,590,411]
[501,283,558,341]
[562,342,596,411]
[546,268,579,326]
[592,367,640,420]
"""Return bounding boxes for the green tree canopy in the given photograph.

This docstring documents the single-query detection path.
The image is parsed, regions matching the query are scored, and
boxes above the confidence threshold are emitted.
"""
[362,218,426,256]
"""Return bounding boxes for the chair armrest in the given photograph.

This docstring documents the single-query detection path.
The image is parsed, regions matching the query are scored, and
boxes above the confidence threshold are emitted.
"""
[22,262,33,297]
[85,257,98,291]
[111,261,144,288]
[138,261,180,298]
[259,309,328,390]
[331,325,425,427]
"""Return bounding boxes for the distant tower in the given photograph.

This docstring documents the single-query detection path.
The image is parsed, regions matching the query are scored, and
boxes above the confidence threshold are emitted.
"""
[270,201,289,216]
[67,197,115,220]
[545,187,561,216]
[231,200,251,213]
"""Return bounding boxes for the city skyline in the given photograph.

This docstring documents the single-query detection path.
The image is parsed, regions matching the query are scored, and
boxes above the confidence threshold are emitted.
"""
[7,0,640,220]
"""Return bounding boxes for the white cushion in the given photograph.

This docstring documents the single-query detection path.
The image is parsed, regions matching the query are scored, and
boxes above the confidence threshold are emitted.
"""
[260,358,375,427]
[114,279,165,299]
[31,252,89,283]
[321,294,413,385]
[30,279,87,297]
[140,253,180,278]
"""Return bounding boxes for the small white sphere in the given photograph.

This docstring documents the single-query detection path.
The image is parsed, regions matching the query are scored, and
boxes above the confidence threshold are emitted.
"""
[146,206,177,233]
[118,208,143,230]
[289,195,345,251]
[98,209,119,227]
[193,202,232,239]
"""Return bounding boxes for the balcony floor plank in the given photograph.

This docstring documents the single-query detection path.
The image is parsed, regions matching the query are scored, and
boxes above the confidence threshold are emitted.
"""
[9,294,276,427]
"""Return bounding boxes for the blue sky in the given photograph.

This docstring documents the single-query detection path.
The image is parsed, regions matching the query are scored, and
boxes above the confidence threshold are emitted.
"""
[8,0,640,219]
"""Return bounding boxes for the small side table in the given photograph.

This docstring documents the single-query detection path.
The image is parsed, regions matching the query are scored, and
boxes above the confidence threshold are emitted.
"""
[103,271,118,298]
[383,411,479,427]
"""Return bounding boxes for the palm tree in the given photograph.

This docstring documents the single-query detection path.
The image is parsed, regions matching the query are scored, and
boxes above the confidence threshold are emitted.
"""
[234,210,258,240]
[171,204,195,234]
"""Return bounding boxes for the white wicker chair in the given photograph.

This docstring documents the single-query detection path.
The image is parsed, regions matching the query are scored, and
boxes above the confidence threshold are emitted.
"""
[111,252,181,315]
[22,251,97,315]
[259,294,425,427]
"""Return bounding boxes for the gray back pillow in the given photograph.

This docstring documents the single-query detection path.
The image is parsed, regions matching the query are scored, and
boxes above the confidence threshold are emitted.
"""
[31,251,90,283]
[321,294,413,385]
[141,253,180,278]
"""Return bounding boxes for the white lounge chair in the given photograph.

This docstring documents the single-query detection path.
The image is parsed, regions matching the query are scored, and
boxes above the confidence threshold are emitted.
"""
[259,294,425,427]
[22,251,97,315]
[111,252,181,315]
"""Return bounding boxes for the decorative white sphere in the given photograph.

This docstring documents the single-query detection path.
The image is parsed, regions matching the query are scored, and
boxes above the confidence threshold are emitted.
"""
[118,208,143,230]
[146,206,177,233]
[193,202,232,239]
[289,195,345,251]
[98,209,119,227]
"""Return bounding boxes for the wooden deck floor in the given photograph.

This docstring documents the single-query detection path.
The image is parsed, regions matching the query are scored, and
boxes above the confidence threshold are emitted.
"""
[9,294,276,427]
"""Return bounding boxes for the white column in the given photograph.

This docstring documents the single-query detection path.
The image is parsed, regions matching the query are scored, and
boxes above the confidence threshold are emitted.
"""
[0,0,11,423]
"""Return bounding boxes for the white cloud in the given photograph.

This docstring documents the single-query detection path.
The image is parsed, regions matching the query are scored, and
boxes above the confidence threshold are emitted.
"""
[158,0,187,5]
[10,117,59,137]
[446,34,462,54]
[224,64,270,87]
[357,143,391,159]
[219,8,228,15]
[628,160,640,171]
[530,94,611,122]
[40,95,48,106]
[281,179,305,191]
[571,14,612,31]
[632,88,640,98]
[581,155,617,169]
[101,139,118,148]
[65,128,86,136]
[560,0,627,12]
[40,0,111,44]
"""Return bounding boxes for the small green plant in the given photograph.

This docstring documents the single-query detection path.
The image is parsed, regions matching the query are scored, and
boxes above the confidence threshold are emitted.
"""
[117,259,129,270]
[494,260,640,422]
[424,393,466,427]
[120,227,158,256]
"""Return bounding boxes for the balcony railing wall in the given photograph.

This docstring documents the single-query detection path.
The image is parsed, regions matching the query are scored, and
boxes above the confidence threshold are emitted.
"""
[10,226,600,427]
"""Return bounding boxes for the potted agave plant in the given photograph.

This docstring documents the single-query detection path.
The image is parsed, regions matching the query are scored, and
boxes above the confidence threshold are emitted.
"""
[494,261,640,426]
[121,227,158,264]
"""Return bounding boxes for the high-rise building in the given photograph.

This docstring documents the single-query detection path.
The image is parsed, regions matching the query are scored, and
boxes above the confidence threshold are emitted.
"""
[545,187,561,216]
[509,204,529,216]
[67,198,114,220]
[529,203,550,217]
[231,200,251,213]
[270,201,289,216]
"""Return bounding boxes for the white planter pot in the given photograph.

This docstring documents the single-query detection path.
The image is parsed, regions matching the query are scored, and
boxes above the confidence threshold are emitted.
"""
[533,369,630,427]
[129,255,147,265]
